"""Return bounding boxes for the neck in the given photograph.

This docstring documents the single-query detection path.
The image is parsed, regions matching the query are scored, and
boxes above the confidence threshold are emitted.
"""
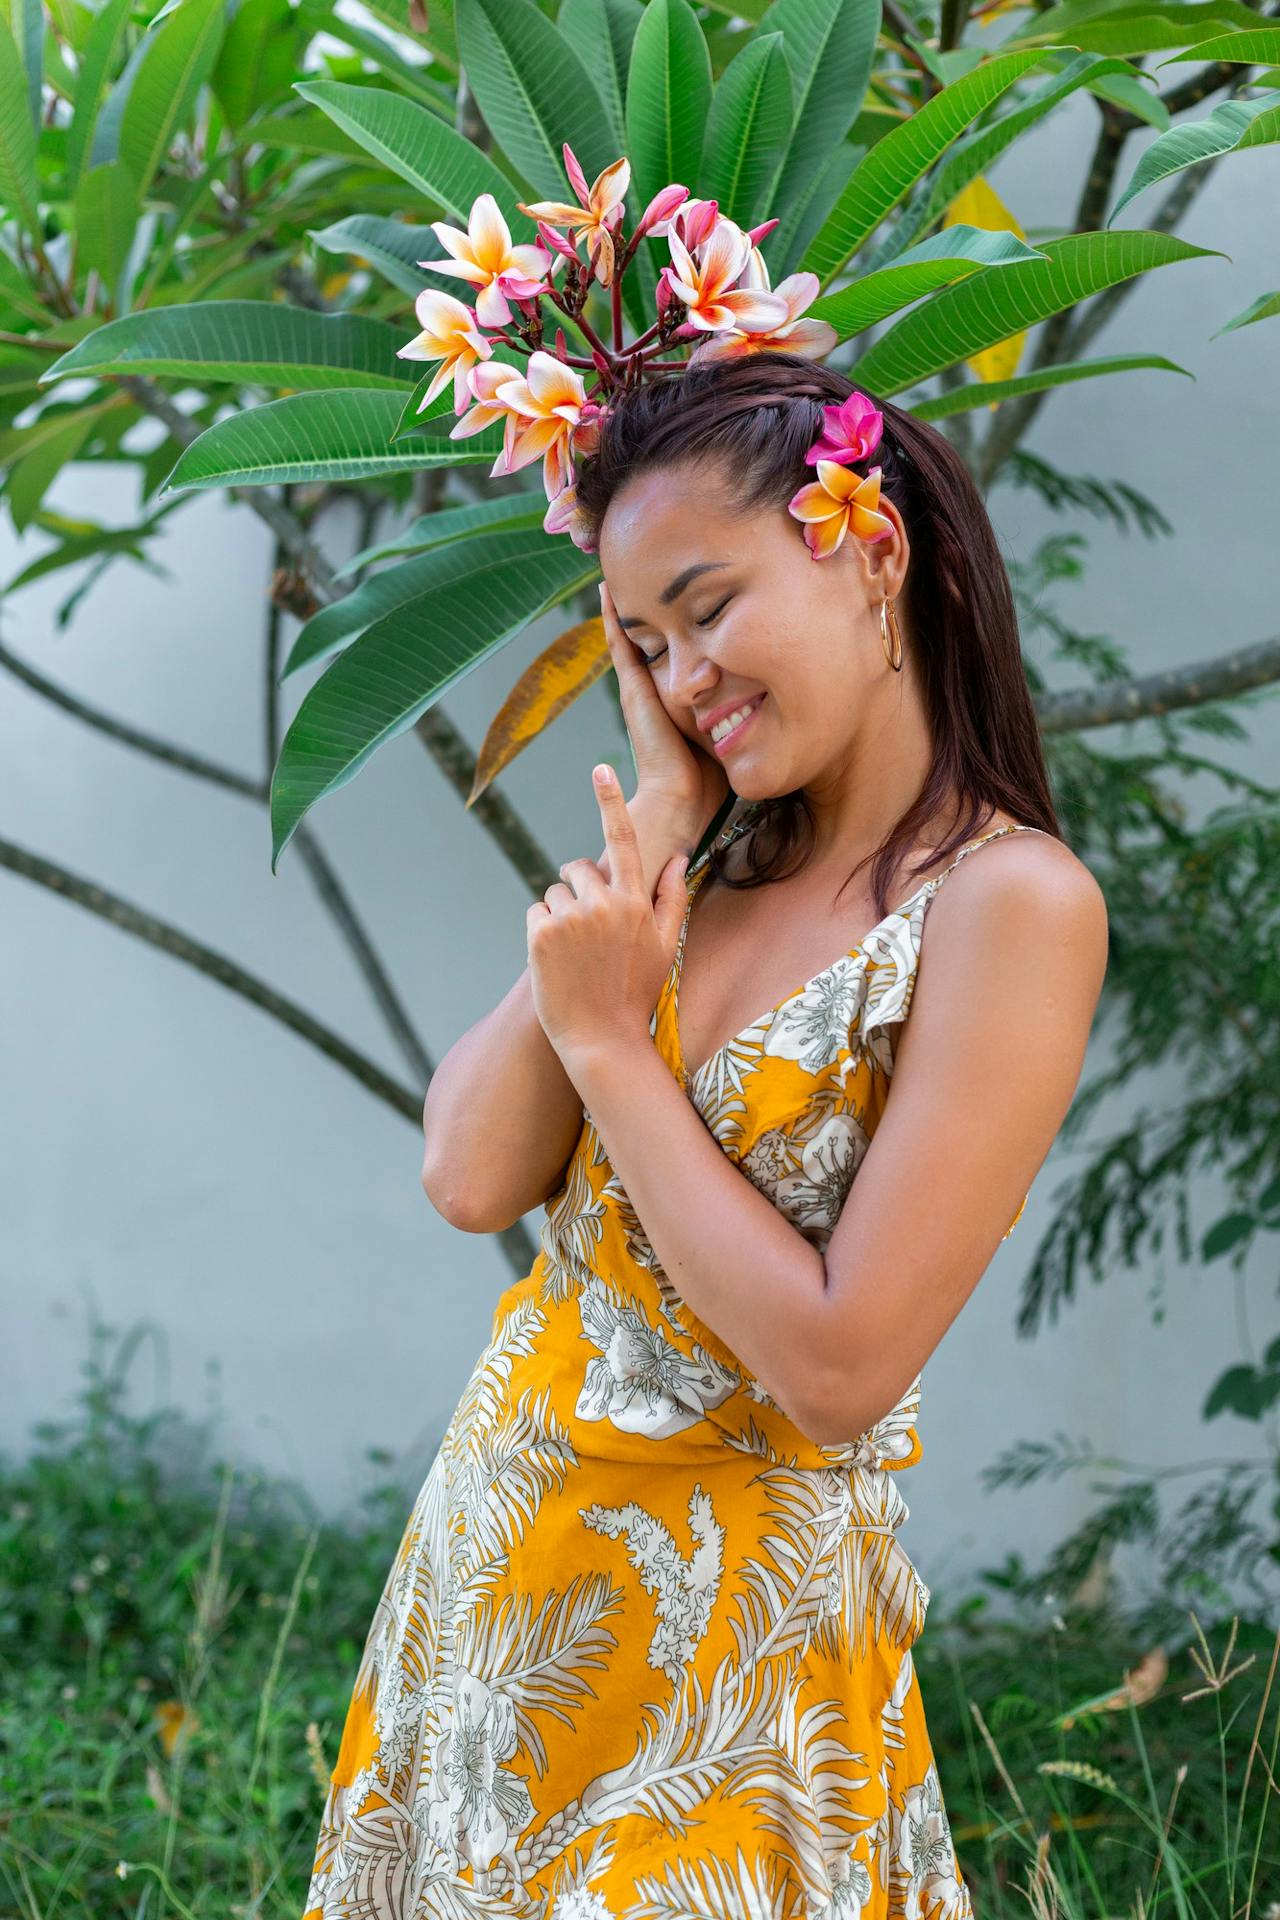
[800,658,947,865]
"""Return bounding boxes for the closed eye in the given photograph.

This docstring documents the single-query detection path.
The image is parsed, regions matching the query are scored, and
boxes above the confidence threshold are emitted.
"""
[638,596,733,666]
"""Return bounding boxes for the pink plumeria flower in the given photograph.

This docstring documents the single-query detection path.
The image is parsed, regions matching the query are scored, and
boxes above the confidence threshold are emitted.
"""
[804,389,884,467]
[396,288,494,412]
[669,197,721,253]
[788,460,894,560]
[423,192,556,330]
[692,251,838,364]
[665,215,790,336]
[632,183,689,243]
[518,144,630,288]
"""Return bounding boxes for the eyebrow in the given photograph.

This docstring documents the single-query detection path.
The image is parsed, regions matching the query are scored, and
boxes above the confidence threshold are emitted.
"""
[615,561,730,632]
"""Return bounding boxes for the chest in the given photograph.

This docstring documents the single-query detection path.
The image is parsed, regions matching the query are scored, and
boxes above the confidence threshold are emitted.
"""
[675,864,896,1085]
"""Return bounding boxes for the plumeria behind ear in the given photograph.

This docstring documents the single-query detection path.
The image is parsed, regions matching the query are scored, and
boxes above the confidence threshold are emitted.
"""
[787,391,896,560]
[394,137,859,554]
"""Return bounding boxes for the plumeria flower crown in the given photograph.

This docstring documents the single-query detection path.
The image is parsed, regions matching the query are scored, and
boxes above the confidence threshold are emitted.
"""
[398,143,896,563]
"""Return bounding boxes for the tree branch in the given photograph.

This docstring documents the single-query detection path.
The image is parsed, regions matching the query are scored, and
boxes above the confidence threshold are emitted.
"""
[0,831,543,1277]
[0,832,420,1112]
[1035,631,1280,733]
[0,636,265,798]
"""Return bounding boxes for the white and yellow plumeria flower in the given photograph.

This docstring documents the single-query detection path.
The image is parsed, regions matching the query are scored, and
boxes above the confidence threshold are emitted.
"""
[693,249,838,363]
[396,288,493,412]
[664,215,790,337]
[423,191,556,330]
[518,144,630,288]
[451,350,596,502]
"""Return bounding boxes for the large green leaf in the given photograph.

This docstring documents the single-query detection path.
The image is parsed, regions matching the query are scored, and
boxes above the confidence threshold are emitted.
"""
[0,12,39,235]
[72,160,138,289]
[240,105,373,160]
[119,0,225,198]
[755,0,878,268]
[909,351,1192,420]
[1157,24,1280,63]
[44,302,416,391]
[798,46,1070,285]
[454,0,618,200]
[807,223,1048,342]
[269,527,597,869]
[626,0,712,217]
[334,489,548,577]
[698,31,793,225]
[310,215,442,299]
[1107,90,1280,226]
[62,0,131,192]
[900,52,1138,250]
[294,77,523,226]
[556,0,642,150]
[0,397,127,530]
[1005,0,1262,57]
[211,0,299,129]
[160,388,506,491]
[847,229,1224,395]
[287,491,549,672]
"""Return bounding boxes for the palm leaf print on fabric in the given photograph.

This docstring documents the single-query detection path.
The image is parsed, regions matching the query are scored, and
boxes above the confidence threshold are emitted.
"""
[303,817,1044,1914]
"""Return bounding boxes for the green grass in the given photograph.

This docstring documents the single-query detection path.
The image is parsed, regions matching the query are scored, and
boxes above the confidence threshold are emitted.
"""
[2,1316,1276,1917]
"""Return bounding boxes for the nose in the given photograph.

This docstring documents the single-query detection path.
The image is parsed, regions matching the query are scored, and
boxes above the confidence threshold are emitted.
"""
[665,636,719,710]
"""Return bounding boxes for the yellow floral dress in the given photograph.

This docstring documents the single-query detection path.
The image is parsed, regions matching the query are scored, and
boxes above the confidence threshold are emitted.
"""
[303,804,1042,1920]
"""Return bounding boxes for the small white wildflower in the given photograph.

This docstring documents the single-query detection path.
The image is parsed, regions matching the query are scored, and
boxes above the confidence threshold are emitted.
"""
[115,1862,130,1881]
[90,1553,111,1575]
[61,1684,78,1701]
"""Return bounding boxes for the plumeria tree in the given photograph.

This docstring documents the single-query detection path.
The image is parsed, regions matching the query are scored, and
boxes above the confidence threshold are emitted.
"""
[4,0,1280,1613]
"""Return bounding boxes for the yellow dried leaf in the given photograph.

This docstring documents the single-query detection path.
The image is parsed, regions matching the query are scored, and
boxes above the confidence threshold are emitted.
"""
[154,1698,199,1757]
[468,615,611,806]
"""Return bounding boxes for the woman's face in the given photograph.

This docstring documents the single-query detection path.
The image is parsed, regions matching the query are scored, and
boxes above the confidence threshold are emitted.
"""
[598,461,910,802]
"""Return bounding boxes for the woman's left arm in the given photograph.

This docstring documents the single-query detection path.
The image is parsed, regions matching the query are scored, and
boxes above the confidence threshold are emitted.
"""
[537,776,1108,1446]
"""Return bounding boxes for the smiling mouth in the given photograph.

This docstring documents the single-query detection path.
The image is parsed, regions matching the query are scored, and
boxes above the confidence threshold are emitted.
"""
[708,693,767,755]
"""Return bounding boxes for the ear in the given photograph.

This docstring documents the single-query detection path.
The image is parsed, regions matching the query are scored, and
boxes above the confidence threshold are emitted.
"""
[856,494,909,598]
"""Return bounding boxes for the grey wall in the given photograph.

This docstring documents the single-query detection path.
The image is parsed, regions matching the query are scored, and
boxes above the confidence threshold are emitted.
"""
[3,98,1276,1613]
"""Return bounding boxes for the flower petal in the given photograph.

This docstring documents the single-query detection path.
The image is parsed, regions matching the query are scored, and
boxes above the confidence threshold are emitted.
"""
[468,192,512,272]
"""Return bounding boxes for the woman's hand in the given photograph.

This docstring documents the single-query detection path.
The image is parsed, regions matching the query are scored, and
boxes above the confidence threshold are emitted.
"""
[528,765,691,1072]
[598,579,730,835]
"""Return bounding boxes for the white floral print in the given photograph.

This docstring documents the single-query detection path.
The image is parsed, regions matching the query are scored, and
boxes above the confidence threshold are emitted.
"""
[301,817,1038,1914]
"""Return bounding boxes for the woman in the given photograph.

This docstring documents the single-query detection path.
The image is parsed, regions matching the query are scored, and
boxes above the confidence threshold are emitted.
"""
[303,354,1109,1917]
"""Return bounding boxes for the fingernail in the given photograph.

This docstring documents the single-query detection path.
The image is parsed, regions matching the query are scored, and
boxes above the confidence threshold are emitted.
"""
[593,764,614,787]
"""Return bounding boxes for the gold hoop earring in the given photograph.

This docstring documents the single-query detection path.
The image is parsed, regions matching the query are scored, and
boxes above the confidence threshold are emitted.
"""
[880,596,903,672]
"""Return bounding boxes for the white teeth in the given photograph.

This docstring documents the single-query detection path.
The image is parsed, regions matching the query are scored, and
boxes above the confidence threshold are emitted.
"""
[710,696,762,743]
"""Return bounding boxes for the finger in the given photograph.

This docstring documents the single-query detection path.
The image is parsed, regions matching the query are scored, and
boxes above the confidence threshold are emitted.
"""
[598,582,645,679]
[558,855,607,900]
[539,879,578,919]
[592,763,644,893]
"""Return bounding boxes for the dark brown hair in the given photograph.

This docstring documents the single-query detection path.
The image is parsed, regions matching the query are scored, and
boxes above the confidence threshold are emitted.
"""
[573,348,1062,917]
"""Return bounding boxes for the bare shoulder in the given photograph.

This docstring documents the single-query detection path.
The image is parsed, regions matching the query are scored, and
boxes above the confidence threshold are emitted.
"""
[924,815,1111,1004]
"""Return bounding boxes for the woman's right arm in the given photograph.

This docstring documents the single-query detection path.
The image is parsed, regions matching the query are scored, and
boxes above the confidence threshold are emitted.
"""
[420,790,705,1233]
